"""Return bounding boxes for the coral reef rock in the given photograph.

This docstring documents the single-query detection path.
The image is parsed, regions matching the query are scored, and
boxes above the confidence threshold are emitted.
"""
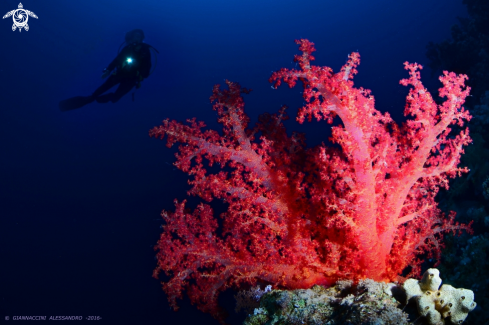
[243,279,409,325]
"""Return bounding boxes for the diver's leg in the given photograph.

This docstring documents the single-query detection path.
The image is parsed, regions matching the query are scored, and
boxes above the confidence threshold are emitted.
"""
[110,79,136,103]
[92,75,119,98]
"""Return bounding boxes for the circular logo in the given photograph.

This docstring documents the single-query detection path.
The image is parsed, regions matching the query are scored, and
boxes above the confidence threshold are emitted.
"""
[13,9,27,27]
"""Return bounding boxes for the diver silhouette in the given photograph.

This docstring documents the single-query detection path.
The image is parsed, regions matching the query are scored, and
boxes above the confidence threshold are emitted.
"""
[59,29,158,111]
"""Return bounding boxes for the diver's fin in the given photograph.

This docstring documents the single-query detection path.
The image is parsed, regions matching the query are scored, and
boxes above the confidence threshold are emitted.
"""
[59,96,95,111]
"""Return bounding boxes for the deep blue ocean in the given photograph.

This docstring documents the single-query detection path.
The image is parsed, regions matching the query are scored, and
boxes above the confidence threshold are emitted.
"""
[0,0,468,324]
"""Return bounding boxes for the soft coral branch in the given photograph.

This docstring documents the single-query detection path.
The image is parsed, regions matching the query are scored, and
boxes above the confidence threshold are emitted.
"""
[151,40,472,322]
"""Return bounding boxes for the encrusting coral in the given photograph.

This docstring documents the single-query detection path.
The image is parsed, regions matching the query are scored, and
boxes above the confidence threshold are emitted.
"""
[403,268,476,324]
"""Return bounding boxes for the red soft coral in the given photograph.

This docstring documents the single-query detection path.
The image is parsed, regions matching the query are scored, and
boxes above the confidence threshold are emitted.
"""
[150,39,472,322]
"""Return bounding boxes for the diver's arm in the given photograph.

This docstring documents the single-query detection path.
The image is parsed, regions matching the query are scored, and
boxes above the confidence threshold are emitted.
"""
[101,48,127,78]
[107,51,126,71]
[102,46,130,77]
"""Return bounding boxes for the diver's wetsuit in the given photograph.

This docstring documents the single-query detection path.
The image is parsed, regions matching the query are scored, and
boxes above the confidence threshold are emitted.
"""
[93,42,152,103]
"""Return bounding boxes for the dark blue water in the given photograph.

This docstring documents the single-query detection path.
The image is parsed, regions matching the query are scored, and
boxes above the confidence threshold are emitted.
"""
[0,0,467,324]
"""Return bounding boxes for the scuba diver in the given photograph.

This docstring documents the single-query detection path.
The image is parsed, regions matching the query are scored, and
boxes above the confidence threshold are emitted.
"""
[59,29,158,111]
